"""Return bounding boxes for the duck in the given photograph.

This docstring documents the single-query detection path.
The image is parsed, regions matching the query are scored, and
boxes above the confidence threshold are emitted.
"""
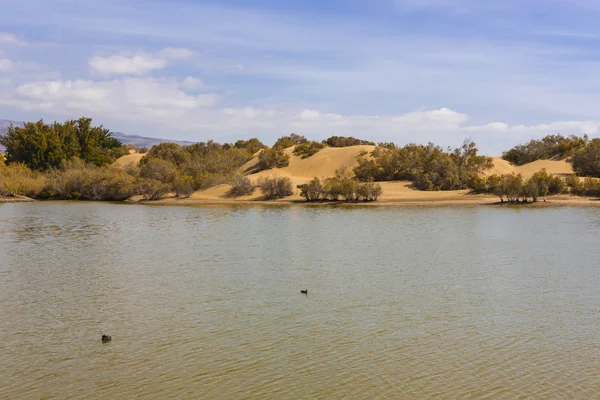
[301,289,308,294]
[102,335,112,342]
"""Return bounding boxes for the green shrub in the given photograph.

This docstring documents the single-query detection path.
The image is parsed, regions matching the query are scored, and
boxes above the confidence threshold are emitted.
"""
[503,134,588,166]
[257,176,294,199]
[42,163,137,201]
[353,139,492,191]
[293,141,325,159]
[273,133,308,150]
[571,138,600,177]
[139,179,170,201]
[140,158,177,184]
[298,177,325,201]
[323,136,375,147]
[0,117,127,171]
[173,174,195,197]
[257,148,290,171]
[356,182,383,201]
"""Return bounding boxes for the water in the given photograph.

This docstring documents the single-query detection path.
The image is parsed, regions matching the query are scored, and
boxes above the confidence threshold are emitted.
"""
[1,202,600,399]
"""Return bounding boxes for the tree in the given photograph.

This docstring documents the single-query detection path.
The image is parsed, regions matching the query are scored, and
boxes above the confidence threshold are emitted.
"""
[139,158,177,184]
[0,118,127,171]
[173,174,195,197]
[571,138,600,177]
[298,177,325,201]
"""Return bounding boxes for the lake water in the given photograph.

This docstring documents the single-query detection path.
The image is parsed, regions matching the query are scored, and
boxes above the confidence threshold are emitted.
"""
[1,202,600,399]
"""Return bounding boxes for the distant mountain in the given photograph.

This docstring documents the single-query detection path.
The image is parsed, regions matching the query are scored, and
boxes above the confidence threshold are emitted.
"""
[0,119,196,151]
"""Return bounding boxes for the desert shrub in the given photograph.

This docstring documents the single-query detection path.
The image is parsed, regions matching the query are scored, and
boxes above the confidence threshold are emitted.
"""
[273,133,308,150]
[0,162,45,197]
[257,176,294,199]
[356,182,383,201]
[229,174,256,197]
[233,138,267,155]
[141,141,253,190]
[293,141,325,159]
[139,179,170,201]
[298,177,325,201]
[565,174,584,195]
[173,174,195,197]
[257,148,290,171]
[42,163,137,201]
[503,134,588,166]
[140,158,177,184]
[571,138,600,177]
[323,176,342,200]
[323,136,375,147]
[354,139,492,191]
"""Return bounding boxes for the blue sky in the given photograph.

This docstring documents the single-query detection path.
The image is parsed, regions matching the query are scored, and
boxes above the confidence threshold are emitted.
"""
[2,0,600,153]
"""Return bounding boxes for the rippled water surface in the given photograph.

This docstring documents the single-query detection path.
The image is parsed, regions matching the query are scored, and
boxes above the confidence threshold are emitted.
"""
[2,202,600,399]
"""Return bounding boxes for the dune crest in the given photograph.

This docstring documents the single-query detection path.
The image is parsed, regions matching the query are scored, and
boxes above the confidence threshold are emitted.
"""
[486,157,573,179]
[114,152,146,168]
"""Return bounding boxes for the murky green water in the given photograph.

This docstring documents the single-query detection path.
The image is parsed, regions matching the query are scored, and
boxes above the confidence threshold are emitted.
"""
[1,202,600,399]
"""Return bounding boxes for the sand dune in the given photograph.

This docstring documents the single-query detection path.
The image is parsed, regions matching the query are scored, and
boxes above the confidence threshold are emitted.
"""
[114,152,146,168]
[486,157,573,178]
[114,146,583,205]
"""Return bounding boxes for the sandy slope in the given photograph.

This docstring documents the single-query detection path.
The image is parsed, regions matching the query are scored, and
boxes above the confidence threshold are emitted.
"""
[486,157,573,178]
[114,152,146,168]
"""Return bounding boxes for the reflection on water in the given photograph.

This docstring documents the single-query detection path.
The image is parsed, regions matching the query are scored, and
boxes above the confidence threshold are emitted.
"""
[1,202,600,399]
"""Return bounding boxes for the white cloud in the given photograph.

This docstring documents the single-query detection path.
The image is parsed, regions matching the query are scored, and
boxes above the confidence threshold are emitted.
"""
[158,47,194,60]
[4,78,220,119]
[0,32,21,43]
[0,58,12,71]
[2,76,600,152]
[89,47,195,76]
[180,76,203,90]
[89,52,167,76]
[0,57,41,72]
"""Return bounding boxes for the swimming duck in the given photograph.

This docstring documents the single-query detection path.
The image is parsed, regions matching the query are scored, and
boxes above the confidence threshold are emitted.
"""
[102,335,111,342]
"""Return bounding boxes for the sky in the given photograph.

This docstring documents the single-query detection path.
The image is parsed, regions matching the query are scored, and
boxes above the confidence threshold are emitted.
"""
[2,0,600,153]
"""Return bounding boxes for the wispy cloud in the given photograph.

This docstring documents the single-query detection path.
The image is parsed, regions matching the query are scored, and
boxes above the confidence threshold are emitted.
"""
[89,47,195,76]
[1,0,600,152]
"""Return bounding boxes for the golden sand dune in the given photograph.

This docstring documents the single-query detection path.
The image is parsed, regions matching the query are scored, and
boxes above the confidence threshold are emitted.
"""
[116,145,584,205]
[486,157,573,178]
[114,152,146,168]
[244,145,375,181]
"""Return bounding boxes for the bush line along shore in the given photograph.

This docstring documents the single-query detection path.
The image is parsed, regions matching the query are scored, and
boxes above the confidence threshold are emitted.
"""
[2,117,600,206]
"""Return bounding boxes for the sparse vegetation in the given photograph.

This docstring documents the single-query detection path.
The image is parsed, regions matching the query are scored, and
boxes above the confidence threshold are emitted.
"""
[476,170,566,203]
[354,139,492,191]
[256,176,294,199]
[229,174,256,197]
[293,141,325,159]
[257,147,290,171]
[502,134,588,166]
[299,170,383,202]
[4,117,600,203]
[273,133,308,150]
[323,136,375,147]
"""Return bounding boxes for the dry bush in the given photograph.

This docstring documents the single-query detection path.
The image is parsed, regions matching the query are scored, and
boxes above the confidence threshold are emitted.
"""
[257,176,293,199]
[229,174,255,197]
[0,163,46,197]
